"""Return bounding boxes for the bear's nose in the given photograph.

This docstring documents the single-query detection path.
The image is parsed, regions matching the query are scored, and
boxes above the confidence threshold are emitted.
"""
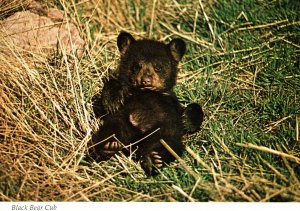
[141,76,152,86]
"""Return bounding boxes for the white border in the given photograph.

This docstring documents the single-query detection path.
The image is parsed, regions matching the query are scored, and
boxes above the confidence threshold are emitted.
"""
[0,202,299,211]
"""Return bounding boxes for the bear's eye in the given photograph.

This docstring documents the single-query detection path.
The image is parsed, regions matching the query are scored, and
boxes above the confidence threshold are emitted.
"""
[154,64,163,73]
[131,62,140,73]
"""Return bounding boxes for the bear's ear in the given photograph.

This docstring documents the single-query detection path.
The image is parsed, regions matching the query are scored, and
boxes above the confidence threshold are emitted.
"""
[168,38,186,62]
[117,32,136,56]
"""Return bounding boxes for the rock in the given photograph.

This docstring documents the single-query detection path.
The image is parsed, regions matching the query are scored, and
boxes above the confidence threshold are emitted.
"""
[0,9,84,58]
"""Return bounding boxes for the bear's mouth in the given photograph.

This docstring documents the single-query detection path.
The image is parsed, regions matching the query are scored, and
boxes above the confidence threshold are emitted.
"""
[139,86,156,90]
[134,78,165,91]
[134,80,156,90]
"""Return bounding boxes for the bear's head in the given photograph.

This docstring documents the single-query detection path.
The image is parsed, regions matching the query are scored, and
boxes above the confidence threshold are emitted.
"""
[117,32,186,91]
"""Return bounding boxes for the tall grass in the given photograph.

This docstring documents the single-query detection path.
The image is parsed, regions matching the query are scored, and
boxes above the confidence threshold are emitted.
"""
[0,0,299,201]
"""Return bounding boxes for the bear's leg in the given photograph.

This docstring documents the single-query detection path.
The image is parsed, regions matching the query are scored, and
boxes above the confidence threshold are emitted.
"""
[88,131,123,162]
[182,103,204,133]
[140,151,164,175]
[138,135,183,176]
[88,116,136,162]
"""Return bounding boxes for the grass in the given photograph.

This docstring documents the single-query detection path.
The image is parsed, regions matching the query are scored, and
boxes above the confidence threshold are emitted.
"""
[0,0,299,202]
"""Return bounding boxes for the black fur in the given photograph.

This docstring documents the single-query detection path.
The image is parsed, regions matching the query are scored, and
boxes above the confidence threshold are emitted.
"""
[92,32,203,132]
[89,90,184,175]
[182,103,204,133]
[89,32,204,175]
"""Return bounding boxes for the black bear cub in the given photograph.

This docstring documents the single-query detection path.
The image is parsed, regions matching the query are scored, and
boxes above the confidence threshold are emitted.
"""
[89,32,204,175]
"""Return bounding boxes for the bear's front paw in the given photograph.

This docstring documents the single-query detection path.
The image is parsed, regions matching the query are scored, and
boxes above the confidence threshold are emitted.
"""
[101,80,129,113]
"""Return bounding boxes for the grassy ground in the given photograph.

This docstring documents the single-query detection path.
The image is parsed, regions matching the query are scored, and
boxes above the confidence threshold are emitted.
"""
[0,0,299,201]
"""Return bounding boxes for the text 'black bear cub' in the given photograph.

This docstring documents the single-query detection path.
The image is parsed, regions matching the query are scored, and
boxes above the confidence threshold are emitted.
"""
[89,32,204,175]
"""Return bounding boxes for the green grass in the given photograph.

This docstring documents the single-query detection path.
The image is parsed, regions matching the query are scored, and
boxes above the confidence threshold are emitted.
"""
[0,0,299,202]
